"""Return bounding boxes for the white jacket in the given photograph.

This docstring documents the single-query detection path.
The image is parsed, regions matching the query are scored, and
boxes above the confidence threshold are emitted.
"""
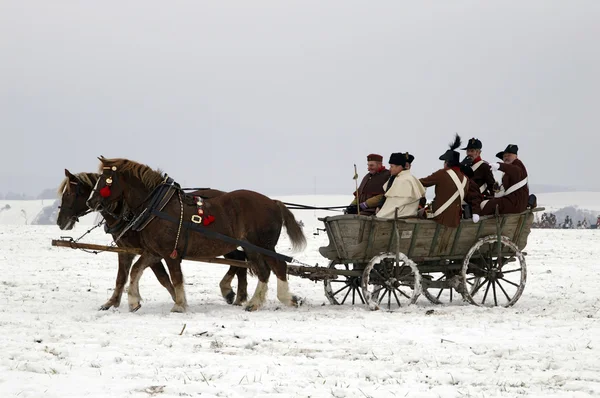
[376,170,426,219]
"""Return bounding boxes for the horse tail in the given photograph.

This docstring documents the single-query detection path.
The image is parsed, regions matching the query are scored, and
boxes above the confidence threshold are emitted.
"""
[275,200,307,252]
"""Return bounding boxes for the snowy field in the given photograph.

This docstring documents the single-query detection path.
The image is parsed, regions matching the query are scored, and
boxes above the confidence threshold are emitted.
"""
[1,218,600,397]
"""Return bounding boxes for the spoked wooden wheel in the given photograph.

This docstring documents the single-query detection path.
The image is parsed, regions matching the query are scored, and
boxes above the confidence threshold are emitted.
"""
[323,260,365,305]
[461,235,527,307]
[361,252,421,311]
[421,267,464,305]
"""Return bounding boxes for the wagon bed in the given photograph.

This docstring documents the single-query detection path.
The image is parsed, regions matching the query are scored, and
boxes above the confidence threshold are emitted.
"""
[319,210,535,262]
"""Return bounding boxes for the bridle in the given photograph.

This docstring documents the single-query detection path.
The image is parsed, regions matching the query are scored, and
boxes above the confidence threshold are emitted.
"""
[89,165,122,218]
[92,165,168,227]
[59,180,92,223]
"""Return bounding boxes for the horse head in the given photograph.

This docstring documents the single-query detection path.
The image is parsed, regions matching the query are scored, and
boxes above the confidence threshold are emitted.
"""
[57,169,98,230]
[87,156,163,213]
[86,156,127,211]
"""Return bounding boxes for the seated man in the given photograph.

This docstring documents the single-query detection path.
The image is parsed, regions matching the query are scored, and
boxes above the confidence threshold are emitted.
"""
[376,152,425,219]
[419,134,469,228]
[480,144,529,216]
[460,157,483,223]
[462,137,496,197]
[346,153,390,215]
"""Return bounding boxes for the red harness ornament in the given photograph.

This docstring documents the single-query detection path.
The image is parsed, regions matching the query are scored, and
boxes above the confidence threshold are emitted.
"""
[191,197,216,226]
[99,186,111,198]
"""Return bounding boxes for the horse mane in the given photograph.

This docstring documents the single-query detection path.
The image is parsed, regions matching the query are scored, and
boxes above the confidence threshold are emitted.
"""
[57,173,99,196]
[98,158,165,190]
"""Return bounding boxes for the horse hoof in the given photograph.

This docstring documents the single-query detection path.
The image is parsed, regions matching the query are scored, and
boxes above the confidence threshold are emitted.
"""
[291,295,304,307]
[99,305,111,311]
[171,304,186,313]
[244,304,257,312]
[225,291,235,305]
[130,304,141,312]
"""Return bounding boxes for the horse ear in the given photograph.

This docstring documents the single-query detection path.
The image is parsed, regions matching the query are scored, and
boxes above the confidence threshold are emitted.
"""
[65,168,74,178]
[97,156,106,163]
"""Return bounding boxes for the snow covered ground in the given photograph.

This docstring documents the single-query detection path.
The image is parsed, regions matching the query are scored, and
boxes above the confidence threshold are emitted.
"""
[1,218,600,397]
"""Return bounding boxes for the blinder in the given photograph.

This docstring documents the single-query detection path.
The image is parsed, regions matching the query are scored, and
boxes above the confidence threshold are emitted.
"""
[59,180,91,223]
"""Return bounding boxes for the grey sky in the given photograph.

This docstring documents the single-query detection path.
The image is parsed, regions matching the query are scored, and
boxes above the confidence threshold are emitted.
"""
[1,1,599,197]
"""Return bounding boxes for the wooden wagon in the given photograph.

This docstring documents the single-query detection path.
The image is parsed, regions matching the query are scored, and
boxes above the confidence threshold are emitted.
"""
[319,208,543,309]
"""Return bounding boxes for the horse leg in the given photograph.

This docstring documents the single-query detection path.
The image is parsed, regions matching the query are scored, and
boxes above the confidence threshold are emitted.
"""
[148,260,176,302]
[266,256,302,307]
[244,253,270,312]
[234,267,248,306]
[163,257,187,313]
[127,254,156,312]
[100,252,135,310]
[222,249,248,305]
[219,267,237,305]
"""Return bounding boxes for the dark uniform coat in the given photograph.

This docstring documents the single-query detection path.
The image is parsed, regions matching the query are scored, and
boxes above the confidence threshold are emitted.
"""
[470,157,496,197]
[480,159,528,216]
[464,176,483,215]
[420,167,469,228]
[351,168,391,216]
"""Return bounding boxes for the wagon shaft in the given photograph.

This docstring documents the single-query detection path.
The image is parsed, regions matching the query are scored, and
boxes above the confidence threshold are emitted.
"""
[50,239,252,269]
[52,239,143,254]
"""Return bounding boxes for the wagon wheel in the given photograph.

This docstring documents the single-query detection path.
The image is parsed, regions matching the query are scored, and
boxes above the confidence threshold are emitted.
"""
[421,267,464,305]
[361,252,421,311]
[461,235,527,307]
[323,260,365,305]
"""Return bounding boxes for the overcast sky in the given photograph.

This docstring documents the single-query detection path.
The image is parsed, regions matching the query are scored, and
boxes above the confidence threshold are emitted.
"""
[1,1,599,197]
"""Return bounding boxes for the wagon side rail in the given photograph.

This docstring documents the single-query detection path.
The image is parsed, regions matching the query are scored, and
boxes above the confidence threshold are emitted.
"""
[317,207,544,263]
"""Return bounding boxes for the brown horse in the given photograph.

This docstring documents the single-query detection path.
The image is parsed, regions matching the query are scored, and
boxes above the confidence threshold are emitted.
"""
[86,157,306,312]
[57,169,250,309]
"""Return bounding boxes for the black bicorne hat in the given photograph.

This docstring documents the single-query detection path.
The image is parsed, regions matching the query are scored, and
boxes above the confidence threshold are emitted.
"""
[495,144,518,160]
[439,134,462,167]
[461,137,482,150]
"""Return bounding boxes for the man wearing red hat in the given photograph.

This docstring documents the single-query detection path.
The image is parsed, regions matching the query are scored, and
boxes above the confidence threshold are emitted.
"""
[346,153,390,215]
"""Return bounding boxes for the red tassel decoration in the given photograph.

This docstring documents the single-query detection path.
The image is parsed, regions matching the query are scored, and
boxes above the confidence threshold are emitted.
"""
[202,215,216,226]
[99,186,111,198]
[170,250,178,259]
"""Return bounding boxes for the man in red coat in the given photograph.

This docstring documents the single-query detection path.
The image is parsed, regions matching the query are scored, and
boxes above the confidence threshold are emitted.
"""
[460,157,483,223]
[480,144,529,216]
[346,153,391,215]
[420,134,469,228]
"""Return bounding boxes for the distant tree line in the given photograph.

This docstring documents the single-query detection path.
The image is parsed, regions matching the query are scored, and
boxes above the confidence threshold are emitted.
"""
[533,206,600,229]
[0,188,57,200]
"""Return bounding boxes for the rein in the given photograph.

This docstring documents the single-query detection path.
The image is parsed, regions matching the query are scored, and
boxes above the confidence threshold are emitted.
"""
[60,219,109,254]
[280,202,346,211]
